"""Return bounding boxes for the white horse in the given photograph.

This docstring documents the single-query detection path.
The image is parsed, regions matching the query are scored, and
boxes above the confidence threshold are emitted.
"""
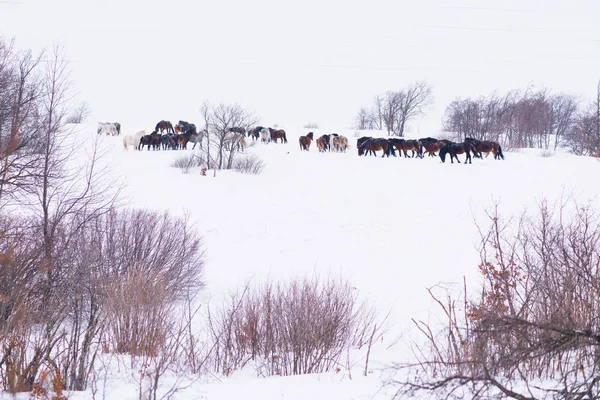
[122,130,146,150]
[225,132,247,151]
[97,122,119,136]
[260,128,270,143]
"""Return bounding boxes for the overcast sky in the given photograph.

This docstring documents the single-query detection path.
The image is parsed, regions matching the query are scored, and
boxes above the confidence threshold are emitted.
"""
[1,0,599,135]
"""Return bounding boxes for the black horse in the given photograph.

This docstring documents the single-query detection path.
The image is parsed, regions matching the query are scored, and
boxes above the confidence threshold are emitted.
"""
[439,142,475,164]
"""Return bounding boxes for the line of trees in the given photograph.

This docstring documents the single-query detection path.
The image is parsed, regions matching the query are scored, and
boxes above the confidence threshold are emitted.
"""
[355,81,600,156]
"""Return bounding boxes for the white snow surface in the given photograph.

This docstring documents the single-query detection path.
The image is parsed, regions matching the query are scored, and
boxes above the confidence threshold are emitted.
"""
[5,124,600,400]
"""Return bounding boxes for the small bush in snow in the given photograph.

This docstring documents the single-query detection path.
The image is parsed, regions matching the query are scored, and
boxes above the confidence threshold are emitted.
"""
[207,275,386,377]
[303,122,319,129]
[232,154,264,175]
[170,152,205,174]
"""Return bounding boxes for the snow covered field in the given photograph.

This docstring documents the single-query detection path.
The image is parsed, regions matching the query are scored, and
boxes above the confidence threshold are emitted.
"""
[9,124,600,400]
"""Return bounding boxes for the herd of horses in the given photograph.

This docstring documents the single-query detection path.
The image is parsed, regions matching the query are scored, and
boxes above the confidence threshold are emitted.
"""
[99,121,504,163]
[354,136,504,163]
[103,120,290,151]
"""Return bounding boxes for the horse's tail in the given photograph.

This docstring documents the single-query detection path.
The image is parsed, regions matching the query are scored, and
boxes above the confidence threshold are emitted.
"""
[439,144,447,162]
[497,144,505,160]
[283,131,288,143]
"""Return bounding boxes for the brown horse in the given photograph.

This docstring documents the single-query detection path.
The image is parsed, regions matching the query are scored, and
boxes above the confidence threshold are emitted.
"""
[174,123,184,134]
[269,128,287,143]
[358,138,394,157]
[389,138,422,158]
[155,120,174,134]
[299,132,314,151]
[332,135,350,152]
[465,137,505,160]
[439,142,475,164]
[420,138,450,157]
[316,136,328,152]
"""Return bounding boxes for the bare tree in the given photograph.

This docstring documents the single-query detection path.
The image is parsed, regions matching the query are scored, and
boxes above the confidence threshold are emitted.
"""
[356,81,433,136]
[394,81,434,137]
[0,39,45,207]
[199,102,259,171]
[0,41,120,393]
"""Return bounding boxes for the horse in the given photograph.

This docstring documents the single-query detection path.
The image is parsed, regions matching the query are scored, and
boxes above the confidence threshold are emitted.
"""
[439,142,475,164]
[316,136,328,152]
[155,120,174,134]
[260,128,270,143]
[161,133,176,150]
[327,133,339,151]
[227,127,247,136]
[299,132,314,151]
[464,137,505,160]
[419,138,449,157]
[138,131,161,151]
[332,135,350,152]
[247,126,264,141]
[357,136,376,156]
[358,138,394,157]
[122,130,145,150]
[97,122,119,136]
[225,131,247,151]
[189,129,206,149]
[269,128,287,144]
[389,138,423,158]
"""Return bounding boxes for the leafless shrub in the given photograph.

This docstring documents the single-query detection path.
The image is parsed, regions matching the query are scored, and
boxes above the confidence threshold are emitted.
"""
[208,275,384,377]
[170,152,205,174]
[303,122,319,129]
[232,154,264,175]
[97,210,205,357]
[392,197,600,399]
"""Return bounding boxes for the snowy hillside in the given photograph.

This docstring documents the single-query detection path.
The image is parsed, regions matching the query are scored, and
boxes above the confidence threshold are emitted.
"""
[10,123,600,400]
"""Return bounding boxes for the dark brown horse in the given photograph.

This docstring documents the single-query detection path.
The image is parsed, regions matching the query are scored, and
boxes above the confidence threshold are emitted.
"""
[358,138,394,157]
[269,128,287,143]
[357,136,376,156]
[138,131,162,151]
[389,138,422,158]
[465,137,505,160]
[155,120,174,134]
[299,132,314,151]
[439,142,475,164]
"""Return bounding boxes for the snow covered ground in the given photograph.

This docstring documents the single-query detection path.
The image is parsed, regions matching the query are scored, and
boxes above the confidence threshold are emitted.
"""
[7,124,600,400]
